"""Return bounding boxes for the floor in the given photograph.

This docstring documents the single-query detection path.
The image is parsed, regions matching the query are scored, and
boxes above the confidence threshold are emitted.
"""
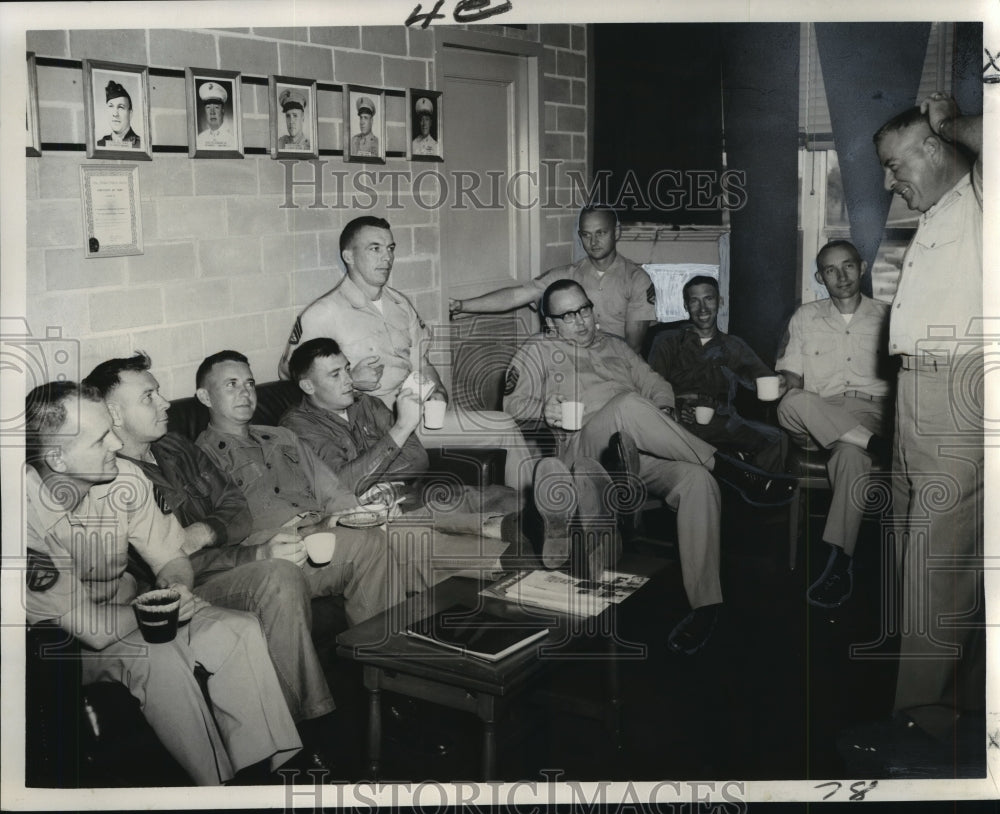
[314,491,987,785]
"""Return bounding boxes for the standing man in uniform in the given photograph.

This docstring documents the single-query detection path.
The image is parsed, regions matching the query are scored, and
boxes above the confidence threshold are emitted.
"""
[351,96,380,158]
[278,216,536,490]
[97,80,140,148]
[450,205,656,353]
[23,381,301,785]
[774,240,892,608]
[648,274,787,473]
[870,93,984,761]
[196,81,234,150]
[278,88,311,151]
[411,96,438,156]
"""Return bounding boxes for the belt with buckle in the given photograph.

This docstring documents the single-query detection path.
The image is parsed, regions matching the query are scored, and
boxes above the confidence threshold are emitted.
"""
[842,390,887,402]
[897,354,946,371]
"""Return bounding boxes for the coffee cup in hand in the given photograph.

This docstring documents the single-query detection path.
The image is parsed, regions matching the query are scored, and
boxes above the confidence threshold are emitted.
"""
[695,405,715,425]
[303,531,336,566]
[756,375,781,402]
[423,399,446,429]
[132,588,181,643]
[561,400,584,431]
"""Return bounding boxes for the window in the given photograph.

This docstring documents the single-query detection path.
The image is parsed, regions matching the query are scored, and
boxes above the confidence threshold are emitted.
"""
[796,22,953,305]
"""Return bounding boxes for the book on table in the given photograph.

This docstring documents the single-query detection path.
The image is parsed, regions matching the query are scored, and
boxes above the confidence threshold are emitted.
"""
[405,603,550,662]
[479,569,650,617]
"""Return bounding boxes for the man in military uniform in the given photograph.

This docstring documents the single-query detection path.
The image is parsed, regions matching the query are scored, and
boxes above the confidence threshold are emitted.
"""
[278,216,536,490]
[23,380,301,784]
[648,275,787,474]
[411,96,438,156]
[97,80,140,148]
[277,88,311,151]
[450,205,656,353]
[84,351,338,729]
[775,240,891,609]
[196,80,234,150]
[504,279,796,655]
[350,96,380,157]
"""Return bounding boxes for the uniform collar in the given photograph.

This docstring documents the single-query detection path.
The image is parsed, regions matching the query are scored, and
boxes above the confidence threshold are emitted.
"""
[334,274,403,312]
[202,423,275,449]
[300,397,351,424]
[921,172,972,224]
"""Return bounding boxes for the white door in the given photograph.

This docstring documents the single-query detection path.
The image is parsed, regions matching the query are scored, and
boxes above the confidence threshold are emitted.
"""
[436,39,540,407]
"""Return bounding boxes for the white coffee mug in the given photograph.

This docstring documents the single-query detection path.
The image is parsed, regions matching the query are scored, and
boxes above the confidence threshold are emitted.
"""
[423,399,447,430]
[561,400,584,431]
[695,405,715,425]
[756,375,781,402]
[304,531,336,565]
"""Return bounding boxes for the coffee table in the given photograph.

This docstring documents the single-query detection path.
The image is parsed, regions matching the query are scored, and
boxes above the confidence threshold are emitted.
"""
[335,555,660,780]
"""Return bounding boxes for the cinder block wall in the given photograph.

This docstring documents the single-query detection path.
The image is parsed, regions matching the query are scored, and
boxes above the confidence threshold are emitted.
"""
[26,25,588,399]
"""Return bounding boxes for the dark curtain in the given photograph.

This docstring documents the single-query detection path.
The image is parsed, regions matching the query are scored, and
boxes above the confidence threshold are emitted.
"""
[815,23,931,283]
[593,24,723,225]
[721,24,800,364]
[953,22,985,116]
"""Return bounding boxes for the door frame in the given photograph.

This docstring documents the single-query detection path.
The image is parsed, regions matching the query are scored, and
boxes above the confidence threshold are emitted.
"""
[434,29,544,299]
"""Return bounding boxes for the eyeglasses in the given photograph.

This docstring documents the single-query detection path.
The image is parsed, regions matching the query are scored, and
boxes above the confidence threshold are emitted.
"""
[550,303,595,324]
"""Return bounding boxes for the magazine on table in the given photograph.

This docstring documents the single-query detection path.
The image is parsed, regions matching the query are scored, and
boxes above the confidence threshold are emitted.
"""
[480,569,650,617]
[405,603,550,662]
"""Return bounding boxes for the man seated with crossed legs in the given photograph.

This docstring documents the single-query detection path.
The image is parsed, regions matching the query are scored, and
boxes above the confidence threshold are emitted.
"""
[504,280,797,654]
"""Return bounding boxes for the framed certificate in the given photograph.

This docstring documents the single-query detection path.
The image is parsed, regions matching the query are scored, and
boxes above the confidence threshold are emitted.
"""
[79,164,144,258]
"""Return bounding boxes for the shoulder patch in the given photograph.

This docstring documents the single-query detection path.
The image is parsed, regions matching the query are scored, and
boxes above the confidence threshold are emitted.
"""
[26,549,59,593]
[646,283,656,304]
[151,484,173,516]
[289,317,303,346]
[504,365,520,396]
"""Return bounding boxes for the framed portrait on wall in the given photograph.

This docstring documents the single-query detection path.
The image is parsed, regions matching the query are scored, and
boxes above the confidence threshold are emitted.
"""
[185,68,243,158]
[269,75,319,159]
[26,52,41,157]
[407,88,443,161]
[343,84,386,164]
[82,59,152,161]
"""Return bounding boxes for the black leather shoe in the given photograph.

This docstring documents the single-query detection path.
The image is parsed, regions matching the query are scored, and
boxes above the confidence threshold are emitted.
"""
[712,453,797,507]
[667,604,721,655]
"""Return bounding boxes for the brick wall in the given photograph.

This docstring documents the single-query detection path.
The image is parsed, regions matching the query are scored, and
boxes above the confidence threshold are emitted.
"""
[26,25,589,398]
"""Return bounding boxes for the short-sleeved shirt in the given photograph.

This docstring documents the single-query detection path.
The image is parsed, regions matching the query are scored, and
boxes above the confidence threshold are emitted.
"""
[24,460,190,623]
[279,275,432,407]
[889,167,982,358]
[648,325,774,406]
[534,253,656,340]
[503,331,674,426]
[775,295,891,399]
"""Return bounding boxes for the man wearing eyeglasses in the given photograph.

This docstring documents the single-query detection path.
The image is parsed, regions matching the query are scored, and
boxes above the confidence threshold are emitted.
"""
[449,205,655,353]
[504,279,796,655]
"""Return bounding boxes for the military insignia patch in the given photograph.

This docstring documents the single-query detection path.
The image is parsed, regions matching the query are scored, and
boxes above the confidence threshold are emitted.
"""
[646,283,656,304]
[26,549,58,593]
[289,317,303,345]
[504,366,520,396]
[152,484,173,516]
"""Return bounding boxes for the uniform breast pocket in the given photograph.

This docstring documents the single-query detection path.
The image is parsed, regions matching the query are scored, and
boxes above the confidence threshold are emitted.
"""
[229,459,265,493]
